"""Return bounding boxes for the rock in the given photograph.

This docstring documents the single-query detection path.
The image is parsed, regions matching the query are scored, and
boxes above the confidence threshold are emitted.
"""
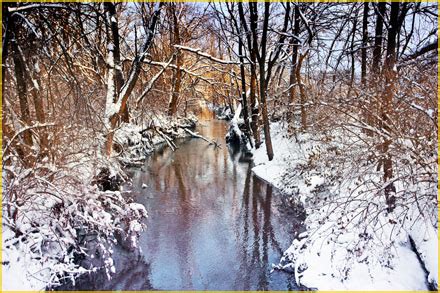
[92,168,123,192]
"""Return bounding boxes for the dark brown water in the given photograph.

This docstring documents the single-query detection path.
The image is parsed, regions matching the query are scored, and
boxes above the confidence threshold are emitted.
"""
[129,117,305,290]
[57,115,306,290]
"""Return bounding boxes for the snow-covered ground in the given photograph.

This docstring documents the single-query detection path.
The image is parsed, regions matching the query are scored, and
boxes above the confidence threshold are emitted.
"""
[252,122,438,290]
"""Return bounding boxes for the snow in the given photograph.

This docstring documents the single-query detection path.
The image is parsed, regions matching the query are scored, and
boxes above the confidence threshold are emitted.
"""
[409,223,438,287]
[289,223,429,290]
[410,102,435,118]
[252,121,438,290]
[225,103,253,153]
[129,203,148,218]
[252,124,286,176]
[3,229,50,290]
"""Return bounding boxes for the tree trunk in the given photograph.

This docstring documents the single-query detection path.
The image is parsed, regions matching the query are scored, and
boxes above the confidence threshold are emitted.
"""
[2,3,12,101]
[249,63,260,146]
[104,3,128,123]
[237,25,251,144]
[226,2,251,145]
[168,4,182,116]
[258,3,274,161]
[372,3,386,76]
[10,17,33,153]
[241,2,261,147]
[289,5,300,104]
[296,52,308,131]
[360,2,369,136]
[381,2,400,212]
[104,3,163,157]
[366,2,386,136]
[22,53,48,155]
[361,2,369,85]
[349,12,357,90]
[104,4,118,157]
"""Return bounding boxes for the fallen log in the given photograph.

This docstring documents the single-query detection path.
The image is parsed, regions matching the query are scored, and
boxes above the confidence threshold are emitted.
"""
[183,128,222,148]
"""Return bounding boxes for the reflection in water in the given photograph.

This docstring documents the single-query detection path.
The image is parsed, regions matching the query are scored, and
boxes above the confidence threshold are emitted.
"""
[58,116,305,290]
[130,118,306,290]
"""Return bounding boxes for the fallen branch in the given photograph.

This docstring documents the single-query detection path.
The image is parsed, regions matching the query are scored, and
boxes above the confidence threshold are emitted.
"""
[155,128,177,151]
[183,128,222,148]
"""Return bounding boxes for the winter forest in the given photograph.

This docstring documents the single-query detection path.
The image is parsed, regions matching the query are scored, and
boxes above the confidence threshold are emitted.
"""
[1,1,438,291]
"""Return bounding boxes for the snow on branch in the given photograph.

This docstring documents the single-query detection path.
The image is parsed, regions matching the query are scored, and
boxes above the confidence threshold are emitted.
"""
[399,39,438,64]
[136,56,174,106]
[174,45,245,65]
[144,59,216,85]
[8,4,67,13]
[3,122,56,157]
[117,2,164,111]
[183,128,222,148]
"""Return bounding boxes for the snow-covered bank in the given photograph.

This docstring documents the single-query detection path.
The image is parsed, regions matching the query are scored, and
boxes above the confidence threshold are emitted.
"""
[114,114,197,165]
[2,113,197,290]
[252,122,438,290]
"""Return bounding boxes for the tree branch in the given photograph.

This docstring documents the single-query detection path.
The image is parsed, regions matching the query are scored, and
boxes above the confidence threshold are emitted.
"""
[174,45,244,65]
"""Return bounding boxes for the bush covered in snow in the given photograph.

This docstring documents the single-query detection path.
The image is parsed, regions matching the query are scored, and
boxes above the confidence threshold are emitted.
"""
[2,110,199,290]
[2,151,148,290]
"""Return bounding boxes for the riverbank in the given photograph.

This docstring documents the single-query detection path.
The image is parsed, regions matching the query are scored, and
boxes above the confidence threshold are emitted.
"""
[252,122,438,290]
[2,112,198,290]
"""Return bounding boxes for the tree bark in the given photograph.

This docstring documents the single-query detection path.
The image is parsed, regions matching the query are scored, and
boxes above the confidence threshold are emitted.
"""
[226,3,251,145]
[296,52,308,131]
[240,2,261,147]
[104,2,163,157]
[361,2,369,85]
[347,8,358,99]
[10,17,33,153]
[372,3,386,77]
[258,3,274,161]
[289,5,300,104]
[350,11,357,87]
[381,2,400,212]
[104,3,129,123]
[366,2,386,136]
[22,53,48,155]
[2,3,12,101]
[167,4,182,116]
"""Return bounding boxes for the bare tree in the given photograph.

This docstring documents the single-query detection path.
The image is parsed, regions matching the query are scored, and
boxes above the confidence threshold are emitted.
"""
[104,2,164,157]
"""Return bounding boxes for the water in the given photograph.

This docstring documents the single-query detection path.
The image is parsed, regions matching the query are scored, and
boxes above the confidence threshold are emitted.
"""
[130,117,305,290]
[57,115,306,290]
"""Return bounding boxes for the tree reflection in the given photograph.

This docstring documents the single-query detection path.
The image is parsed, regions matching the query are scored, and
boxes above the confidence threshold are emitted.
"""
[126,120,305,290]
[235,162,299,290]
[173,160,194,289]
